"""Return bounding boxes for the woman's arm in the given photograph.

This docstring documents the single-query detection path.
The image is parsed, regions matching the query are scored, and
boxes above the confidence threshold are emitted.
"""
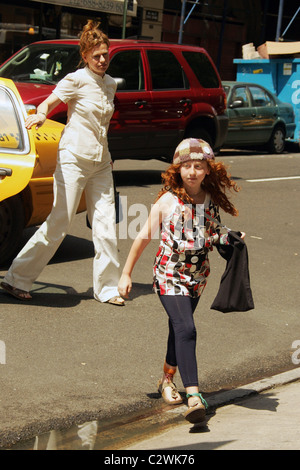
[25,93,62,130]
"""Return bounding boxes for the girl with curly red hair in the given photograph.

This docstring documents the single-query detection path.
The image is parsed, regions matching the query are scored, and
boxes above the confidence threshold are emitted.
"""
[118,138,244,424]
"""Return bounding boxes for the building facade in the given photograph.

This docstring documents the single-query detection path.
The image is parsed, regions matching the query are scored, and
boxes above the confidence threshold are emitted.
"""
[0,0,299,79]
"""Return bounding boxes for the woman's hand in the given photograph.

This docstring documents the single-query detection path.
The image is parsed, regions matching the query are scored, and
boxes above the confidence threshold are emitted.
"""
[118,273,132,299]
[25,93,62,130]
[25,112,46,130]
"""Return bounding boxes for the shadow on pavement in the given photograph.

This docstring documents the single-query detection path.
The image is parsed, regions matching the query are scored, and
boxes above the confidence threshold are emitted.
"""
[0,278,153,307]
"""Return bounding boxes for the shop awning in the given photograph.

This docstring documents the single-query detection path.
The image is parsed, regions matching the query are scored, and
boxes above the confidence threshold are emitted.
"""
[30,0,137,16]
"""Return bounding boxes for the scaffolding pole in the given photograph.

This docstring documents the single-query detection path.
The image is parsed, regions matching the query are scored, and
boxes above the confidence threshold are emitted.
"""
[282,5,300,38]
[275,0,284,41]
[178,0,187,44]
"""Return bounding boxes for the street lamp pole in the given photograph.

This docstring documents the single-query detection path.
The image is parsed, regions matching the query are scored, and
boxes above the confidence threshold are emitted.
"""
[122,0,128,39]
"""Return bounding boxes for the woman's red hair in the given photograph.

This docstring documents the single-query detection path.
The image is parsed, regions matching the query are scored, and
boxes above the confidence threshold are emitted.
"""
[79,20,110,60]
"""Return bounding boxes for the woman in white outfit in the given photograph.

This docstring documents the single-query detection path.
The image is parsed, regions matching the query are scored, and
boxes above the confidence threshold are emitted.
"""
[1,20,124,306]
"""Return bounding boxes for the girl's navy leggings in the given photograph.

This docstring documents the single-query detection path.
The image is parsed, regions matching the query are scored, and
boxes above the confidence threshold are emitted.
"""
[158,294,200,388]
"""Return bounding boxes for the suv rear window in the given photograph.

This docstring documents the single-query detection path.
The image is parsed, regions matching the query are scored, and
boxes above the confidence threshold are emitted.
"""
[108,50,145,91]
[147,50,189,90]
[182,51,219,88]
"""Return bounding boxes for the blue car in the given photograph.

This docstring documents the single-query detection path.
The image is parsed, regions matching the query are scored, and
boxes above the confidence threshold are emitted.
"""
[222,81,296,153]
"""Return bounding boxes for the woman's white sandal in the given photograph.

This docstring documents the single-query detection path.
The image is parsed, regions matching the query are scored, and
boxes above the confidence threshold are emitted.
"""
[106,296,125,306]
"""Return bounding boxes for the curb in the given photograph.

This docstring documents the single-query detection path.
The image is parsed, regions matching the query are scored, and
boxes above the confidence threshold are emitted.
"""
[2,367,300,449]
[156,367,300,423]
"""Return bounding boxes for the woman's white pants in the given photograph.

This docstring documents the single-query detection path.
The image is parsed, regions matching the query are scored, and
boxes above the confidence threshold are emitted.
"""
[4,150,120,302]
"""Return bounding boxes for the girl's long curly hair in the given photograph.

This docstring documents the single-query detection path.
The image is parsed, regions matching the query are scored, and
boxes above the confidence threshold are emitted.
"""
[157,160,240,216]
[79,20,109,61]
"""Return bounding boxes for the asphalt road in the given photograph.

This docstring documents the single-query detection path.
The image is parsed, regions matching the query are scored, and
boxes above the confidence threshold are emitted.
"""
[0,148,299,448]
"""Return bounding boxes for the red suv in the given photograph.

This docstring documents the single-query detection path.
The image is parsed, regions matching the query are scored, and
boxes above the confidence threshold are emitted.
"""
[0,39,228,161]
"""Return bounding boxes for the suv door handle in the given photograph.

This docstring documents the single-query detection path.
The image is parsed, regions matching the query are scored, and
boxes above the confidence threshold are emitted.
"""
[0,168,12,176]
[180,99,192,105]
[135,100,147,108]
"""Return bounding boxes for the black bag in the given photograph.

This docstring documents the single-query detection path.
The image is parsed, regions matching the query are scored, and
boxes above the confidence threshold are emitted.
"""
[205,213,254,313]
[211,230,255,313]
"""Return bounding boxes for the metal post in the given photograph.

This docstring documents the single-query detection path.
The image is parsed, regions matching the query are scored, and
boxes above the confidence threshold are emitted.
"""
[275,0,284,41]
[39,2,43,40]
[178,0,187,44]
[122,0,128,39]
[216,0,228,71]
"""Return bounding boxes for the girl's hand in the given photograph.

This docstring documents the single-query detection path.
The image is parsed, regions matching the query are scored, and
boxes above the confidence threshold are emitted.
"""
[240,231,246,239]
[25,113,46,130]
[118,273,132,299]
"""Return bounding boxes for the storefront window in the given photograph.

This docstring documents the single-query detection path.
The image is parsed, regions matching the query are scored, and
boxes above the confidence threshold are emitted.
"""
[0,0,141,64]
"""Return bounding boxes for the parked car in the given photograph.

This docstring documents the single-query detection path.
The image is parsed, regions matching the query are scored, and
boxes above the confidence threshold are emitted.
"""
[222,81,296,154]
[0,39,228,161]
[0,77,86,266]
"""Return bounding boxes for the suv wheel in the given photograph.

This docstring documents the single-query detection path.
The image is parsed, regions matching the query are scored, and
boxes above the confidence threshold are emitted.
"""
[185,128,213,147]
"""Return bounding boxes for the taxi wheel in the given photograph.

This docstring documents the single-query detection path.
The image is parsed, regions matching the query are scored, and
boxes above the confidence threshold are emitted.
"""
[0,195,25,267]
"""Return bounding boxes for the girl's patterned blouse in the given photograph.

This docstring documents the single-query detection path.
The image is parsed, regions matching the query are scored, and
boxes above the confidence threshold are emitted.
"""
[153,192,228,297]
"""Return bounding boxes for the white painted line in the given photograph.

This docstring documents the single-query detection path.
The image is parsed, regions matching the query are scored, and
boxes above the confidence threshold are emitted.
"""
[247,176,300,182]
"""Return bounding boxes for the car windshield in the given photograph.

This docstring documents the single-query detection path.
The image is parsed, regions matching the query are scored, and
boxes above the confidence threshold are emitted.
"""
[0,44,81,85]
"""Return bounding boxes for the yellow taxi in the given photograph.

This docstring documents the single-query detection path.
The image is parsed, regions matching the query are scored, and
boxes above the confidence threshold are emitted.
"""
[0,78,85,266]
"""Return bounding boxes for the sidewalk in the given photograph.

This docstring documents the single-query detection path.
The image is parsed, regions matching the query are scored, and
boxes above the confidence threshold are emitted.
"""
[124,368,300,451]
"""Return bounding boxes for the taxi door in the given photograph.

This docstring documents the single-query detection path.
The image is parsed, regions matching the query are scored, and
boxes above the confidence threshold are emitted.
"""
[0,78,37,202]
